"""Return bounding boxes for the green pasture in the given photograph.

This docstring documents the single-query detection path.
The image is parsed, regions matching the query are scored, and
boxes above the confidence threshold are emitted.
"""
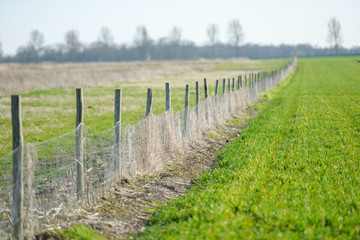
[133,56,360,239]
[0,58,288,157]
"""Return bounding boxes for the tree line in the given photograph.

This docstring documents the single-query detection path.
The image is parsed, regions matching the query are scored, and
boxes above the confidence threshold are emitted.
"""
[0,18,359,63]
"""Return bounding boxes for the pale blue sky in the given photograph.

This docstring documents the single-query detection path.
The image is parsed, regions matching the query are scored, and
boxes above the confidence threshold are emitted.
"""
[0,0,359,55]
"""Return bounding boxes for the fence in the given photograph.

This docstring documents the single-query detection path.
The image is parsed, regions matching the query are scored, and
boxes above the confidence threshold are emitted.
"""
[0,58,297,239]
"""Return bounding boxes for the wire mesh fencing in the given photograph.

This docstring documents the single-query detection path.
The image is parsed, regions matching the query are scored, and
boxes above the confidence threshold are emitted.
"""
[0,58,297,238]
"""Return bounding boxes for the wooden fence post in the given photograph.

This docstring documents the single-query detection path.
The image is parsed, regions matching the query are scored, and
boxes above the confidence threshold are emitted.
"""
[196,81,199,105]
[237,76,240,90]
[204,78,208,99]
[11,95,23,240]
[195,81,199,116]
[228,78,231,93]
[222,79,226,95]
[240,75,243,88]
[185,84,189,110]
[146,88,152,116]
[215,80,219,98]
[232,78,235,91]
[195,81,200,132]
[75,88,84,201]
[114,89,121,175]
[227,79,231,113]
[165,83,171,111]
[183,84,189,136]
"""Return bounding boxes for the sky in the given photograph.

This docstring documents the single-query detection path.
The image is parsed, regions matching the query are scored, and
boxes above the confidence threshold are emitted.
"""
[0,0,359,55]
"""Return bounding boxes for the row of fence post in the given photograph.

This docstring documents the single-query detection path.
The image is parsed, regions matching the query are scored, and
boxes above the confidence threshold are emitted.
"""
[10,70,269,239]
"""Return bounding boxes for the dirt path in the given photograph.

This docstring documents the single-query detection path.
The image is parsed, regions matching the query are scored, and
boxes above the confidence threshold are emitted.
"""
[40,104,261,239]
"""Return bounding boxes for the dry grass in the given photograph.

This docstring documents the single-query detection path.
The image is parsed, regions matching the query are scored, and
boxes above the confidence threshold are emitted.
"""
[40,105,260,240]
[0,60,217,96]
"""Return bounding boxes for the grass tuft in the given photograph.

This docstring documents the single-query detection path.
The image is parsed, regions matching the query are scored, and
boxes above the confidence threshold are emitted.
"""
[56,224,108,240]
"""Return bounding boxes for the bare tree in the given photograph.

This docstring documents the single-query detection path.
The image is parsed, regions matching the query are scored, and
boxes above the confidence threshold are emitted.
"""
[97,27,114,61]
[29,30,45,50]
[327,17,343,55]
[98,27,114,47]
[169,26,182,59]
[207,23,220,45]
[134,26,153,60]
[65,30,81,60]
[207,23,220,58]
[28,30,45,61]
[227,19,244,57]
[169,26,182,46]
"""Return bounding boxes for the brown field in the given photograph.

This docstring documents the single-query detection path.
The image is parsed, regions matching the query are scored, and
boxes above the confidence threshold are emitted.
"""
[0,60,219,96]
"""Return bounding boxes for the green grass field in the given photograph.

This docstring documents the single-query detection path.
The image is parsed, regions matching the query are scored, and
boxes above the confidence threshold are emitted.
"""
[131,57,360,239]
[0,58,287,156]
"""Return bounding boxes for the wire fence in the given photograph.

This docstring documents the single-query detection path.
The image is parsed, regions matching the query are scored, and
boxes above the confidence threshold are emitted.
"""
[0,58,297,239]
